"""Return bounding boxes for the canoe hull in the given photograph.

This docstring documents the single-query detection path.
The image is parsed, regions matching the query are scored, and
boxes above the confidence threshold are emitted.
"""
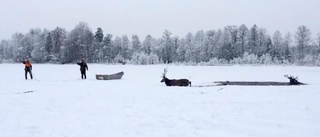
[96,71,124,80]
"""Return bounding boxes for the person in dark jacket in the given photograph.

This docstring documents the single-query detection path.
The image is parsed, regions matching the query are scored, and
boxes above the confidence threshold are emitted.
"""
[22,59,33,79]
[77,59,88,79]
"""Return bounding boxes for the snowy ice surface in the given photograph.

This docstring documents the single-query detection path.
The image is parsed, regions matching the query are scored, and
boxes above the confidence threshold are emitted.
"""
[0,64,320,137]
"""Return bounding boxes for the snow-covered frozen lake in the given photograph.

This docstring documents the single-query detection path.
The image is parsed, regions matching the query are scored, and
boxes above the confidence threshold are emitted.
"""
[1,64,320,137]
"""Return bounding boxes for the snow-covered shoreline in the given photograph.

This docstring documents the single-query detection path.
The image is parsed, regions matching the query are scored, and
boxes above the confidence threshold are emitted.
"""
[1,64,319,137]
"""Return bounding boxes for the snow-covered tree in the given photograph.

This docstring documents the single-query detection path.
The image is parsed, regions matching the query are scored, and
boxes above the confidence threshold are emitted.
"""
[272,31,283,60]
[2,22,320,66]
[92,27,106,63]
[11,33,27,61]
[142,35,153,55]
[172,36,180,62]
[101,34,113,62]
[45,33,53,55]
[316,32,320,56]
[160,30,175,63]
[315,54,320,66]
[94,27,104,43]
[317,32,320,47]
[0,40,13,61]
[201,30,216,61]
[63,22,93,63]
[0,40,5,62]
[257,28,268,57]
[51,27,67,63]
[131,35,141,53]
[31,29,48,63]
[241,52,259,64]
[295,25,311,60]
[112,36,123,63]
[228,26,241,57]
[265,36,272,55]
[248,24,259,54]
[176,37,187,62]
[184,32,195,62]
[130,52,160,65]
[301,55,314,65]
[120,35,130,60]
[44,32,54,62]
[283,32,293,62]
[259,53,273,64]
[193,30,205,62]
[238,24,248,55]
[218,27,238,61]
[25,28,43,60]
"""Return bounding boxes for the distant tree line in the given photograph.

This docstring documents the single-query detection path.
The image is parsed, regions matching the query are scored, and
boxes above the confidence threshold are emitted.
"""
[1,22,320,66]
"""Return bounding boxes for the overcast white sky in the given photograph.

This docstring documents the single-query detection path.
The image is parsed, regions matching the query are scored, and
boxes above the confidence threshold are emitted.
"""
[0,0,319,40]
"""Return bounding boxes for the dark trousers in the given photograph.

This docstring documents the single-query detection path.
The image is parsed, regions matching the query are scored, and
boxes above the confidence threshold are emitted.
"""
[25,68,33,79]
[81,70,86,79]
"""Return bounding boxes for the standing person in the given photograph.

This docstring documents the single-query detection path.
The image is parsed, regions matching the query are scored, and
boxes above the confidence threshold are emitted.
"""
[22,59,33,80]
[77,59,88,79]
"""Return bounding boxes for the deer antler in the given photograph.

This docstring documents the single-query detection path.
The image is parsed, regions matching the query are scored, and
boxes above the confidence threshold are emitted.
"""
[284,75,298,80]
[162,68,168,77]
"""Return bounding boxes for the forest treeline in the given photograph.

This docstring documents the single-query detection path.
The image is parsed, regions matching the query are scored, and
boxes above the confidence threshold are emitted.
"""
[0,22,320,66]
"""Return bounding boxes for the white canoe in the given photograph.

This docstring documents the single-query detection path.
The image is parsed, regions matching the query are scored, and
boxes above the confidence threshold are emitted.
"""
[96,71,124,80]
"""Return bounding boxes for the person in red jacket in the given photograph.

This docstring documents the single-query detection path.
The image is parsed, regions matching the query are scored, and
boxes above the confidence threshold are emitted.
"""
[77,59,88,79]
[22,59,33,80]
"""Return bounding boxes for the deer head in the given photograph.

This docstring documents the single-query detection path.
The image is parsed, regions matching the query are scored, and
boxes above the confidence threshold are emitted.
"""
[160,68,168,82]
[284,75,301,85]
